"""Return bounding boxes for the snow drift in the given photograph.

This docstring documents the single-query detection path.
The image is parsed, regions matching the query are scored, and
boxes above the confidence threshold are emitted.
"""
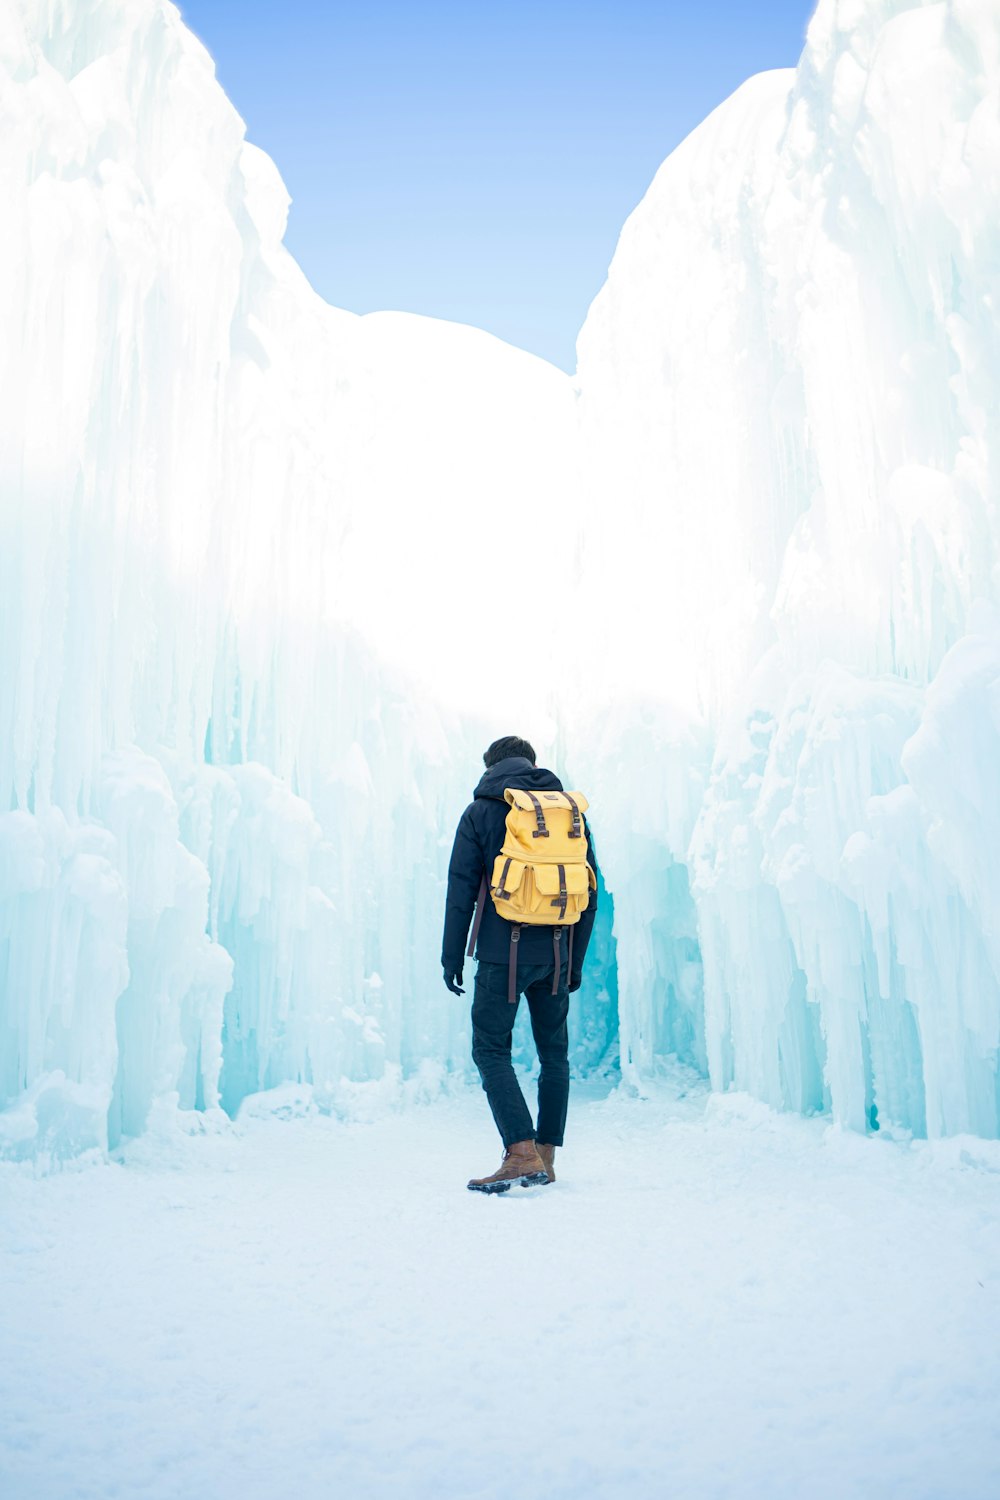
[1,0,999,1161]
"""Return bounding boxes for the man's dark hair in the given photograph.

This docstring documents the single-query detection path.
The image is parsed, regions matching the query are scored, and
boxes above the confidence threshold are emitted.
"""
[483,735,536,768]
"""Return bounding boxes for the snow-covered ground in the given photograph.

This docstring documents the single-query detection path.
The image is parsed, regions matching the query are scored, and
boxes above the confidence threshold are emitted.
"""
[3,1081,998,1500]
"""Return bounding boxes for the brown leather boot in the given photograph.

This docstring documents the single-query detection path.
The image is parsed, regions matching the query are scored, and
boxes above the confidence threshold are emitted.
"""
[467,1139,549,1194]
[536,1143,557,1183]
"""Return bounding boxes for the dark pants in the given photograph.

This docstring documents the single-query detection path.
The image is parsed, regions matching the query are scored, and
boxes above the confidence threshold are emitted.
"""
[471,957,570,1149]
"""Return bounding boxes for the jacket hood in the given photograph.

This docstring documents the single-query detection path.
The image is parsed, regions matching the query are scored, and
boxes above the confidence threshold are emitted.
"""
[473,756,564,802]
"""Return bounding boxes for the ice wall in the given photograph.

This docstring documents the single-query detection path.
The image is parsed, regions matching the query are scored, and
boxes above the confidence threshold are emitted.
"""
[0,0,591,1163]
[576,0,1000,1136]
[4,0,1000,1163]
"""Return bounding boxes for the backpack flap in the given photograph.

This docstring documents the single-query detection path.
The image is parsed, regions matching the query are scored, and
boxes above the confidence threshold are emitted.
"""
[503,788,590,852]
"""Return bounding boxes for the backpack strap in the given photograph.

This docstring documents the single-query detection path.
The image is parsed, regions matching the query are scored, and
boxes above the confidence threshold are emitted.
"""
[552,928,562,994]
[508,925,521,1004]
[466,873,489,960]
[494,856,514,900]
[564,793,583,839]
[550,863,568,920]
[568,924,574,982]
[524,790,550,839]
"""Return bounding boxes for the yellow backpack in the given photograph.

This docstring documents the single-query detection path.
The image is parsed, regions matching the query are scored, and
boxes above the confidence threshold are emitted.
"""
[490,788,596,925]
[467,787,597,1002]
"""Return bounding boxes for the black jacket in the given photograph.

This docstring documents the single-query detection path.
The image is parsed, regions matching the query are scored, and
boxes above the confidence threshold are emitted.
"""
[441,756,600,984]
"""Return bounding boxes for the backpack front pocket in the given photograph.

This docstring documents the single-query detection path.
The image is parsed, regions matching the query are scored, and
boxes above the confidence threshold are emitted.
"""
[490,855,527,914]
[531,862,590,921]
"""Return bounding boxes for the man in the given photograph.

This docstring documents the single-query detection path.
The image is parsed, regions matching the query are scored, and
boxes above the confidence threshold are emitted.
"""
[442,735,600,1192]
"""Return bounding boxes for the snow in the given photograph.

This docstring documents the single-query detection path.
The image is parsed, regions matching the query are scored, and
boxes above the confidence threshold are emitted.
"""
[3,0,1000,1164]
[5,2,1000,1488]
[4,2,1000,1491]
[2,1086,999,1500]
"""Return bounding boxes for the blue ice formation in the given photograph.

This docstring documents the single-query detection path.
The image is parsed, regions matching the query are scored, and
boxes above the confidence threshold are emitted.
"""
[2,0,1000,1163]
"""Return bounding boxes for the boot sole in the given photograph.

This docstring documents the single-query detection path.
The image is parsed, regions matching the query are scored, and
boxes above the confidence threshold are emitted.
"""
[467,1171,550,1194]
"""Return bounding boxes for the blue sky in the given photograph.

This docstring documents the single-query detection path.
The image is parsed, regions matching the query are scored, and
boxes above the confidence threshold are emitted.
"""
[180,1,816,371]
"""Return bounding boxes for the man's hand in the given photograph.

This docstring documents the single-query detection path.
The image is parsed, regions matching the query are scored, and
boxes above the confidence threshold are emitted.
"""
[443,968,465,996]
[569,973,582,994]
